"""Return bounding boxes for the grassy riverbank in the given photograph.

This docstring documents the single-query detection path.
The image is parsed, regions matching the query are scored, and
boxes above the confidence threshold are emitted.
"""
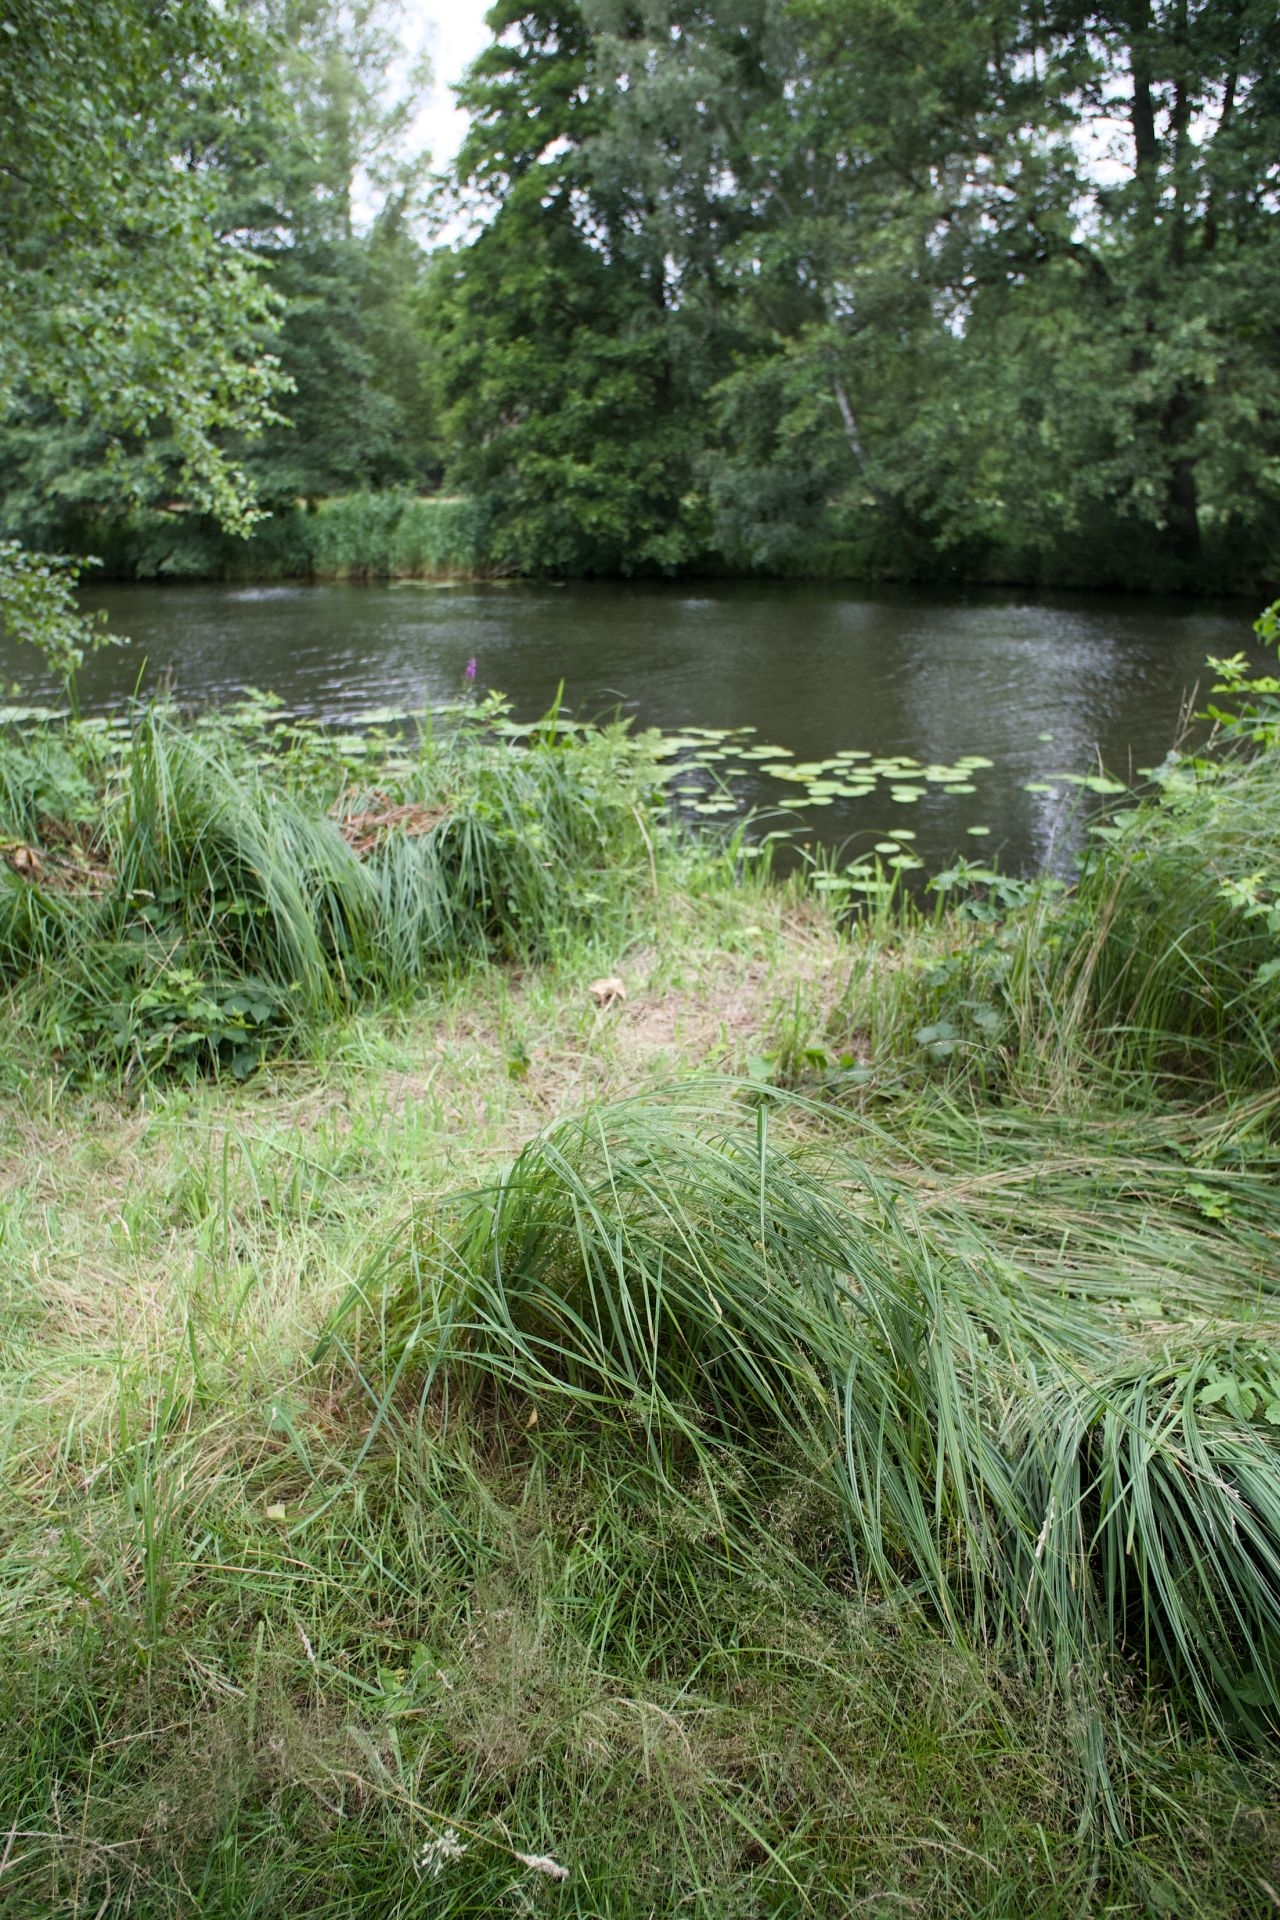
[2,688,1280,1916]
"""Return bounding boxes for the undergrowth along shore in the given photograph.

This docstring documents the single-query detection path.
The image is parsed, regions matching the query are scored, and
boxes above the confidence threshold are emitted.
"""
[48,493,490,584]
[2,623,1280,1915]
[0,690,673,1086]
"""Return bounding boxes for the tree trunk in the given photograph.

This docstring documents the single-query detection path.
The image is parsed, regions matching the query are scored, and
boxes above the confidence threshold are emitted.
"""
[1161,384,1201,568]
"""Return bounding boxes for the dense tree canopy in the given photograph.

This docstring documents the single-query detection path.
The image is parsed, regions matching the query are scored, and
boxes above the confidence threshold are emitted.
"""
[2,0,1279,593]
[0,0,435,619]
[0,0,286,652]
[709,0,1280,585]
[0,0,283,529]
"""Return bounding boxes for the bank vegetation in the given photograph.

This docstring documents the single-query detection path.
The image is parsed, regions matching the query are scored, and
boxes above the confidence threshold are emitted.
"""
[2,620,1280,1915]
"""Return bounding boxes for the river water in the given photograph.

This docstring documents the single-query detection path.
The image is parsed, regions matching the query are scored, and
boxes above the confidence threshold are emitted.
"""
[11,579,1261,878]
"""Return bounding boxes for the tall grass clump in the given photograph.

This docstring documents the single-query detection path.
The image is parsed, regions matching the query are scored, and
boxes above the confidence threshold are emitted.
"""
[1017,608,1280,1094]
[788,606,1280,1101]
[1053,748,1280,1088]
[0,695,662,1082]
[823,764,1280,1101]
[330,1084,1280,1760]
[36,491,489,581]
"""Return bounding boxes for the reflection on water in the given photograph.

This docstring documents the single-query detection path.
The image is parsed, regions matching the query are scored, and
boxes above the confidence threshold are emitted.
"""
[5,578,1259,878]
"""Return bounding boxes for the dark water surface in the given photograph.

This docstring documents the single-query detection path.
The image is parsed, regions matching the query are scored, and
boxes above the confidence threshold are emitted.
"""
[20,578,1261,877]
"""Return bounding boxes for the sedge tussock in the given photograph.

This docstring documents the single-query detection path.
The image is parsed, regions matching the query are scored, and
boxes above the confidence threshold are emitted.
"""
[332,1083,1280,1755]
[0,694,666,1086]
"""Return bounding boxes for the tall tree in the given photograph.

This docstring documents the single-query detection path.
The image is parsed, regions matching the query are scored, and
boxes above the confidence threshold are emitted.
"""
[229,0,437,503]
[0,0,285,654]
[708,0,1280,585]
[427,0,784,574]
[0,0,438,595]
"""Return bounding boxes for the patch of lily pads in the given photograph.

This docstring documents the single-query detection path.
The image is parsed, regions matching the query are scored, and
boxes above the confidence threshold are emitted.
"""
[646,719,1132,876]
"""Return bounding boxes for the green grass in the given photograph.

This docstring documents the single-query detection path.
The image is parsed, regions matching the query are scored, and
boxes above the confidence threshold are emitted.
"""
[806,743,1280,1106]
[49,492,489,583]
[0,693,669,1084]
[2,702,1280,1915]
[332,1078,1280,1750]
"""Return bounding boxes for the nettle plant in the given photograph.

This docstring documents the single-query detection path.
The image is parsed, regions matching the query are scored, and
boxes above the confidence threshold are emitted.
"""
[909,864,1049,1068]
[1217,873,1280,993]
[1204,599,1280,745]
[1204,599,1280,987]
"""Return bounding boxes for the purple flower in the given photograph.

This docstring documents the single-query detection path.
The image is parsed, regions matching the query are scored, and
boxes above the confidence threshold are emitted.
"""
[464,656,477,683]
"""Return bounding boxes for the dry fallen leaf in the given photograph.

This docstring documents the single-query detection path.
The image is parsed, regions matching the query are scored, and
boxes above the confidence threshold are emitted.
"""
[588,975,626,1008]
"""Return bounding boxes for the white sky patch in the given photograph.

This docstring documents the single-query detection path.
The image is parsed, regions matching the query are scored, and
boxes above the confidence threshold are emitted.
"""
[411,0,493,168]
[349,2,492,237]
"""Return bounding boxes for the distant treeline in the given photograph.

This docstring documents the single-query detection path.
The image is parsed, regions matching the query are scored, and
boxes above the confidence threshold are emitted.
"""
[5,1,1280,594]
